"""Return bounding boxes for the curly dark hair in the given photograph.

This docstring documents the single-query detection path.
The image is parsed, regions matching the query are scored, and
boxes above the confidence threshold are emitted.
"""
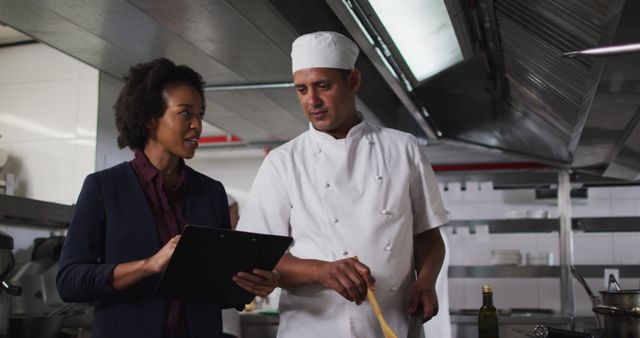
[114,58,205,150]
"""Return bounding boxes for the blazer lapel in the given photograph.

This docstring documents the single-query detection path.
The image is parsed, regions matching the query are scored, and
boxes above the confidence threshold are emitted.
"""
[185,168,212,227]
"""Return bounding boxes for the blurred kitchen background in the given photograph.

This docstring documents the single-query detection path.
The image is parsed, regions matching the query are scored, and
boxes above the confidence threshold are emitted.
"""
[1,0,640,337]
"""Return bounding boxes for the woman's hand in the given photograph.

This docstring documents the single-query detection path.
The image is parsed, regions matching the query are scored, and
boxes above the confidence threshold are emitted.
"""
[145,235,181,273]
[111,235,181,290]
[233,269,280,297]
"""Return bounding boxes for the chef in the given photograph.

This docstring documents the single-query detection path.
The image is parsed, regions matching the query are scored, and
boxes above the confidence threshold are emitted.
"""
[237,31,448,338]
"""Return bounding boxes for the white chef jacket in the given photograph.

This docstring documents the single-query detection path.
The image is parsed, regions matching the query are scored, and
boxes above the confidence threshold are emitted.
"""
[237,121,448,338]
[222,308,240,337]
[423,231,451,338]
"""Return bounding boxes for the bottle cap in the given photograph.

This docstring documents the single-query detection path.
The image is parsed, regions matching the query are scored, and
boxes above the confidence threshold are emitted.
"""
[482,284,493,293]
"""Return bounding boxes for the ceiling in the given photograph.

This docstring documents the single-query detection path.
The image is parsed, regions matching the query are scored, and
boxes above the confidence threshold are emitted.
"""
[0,24,33,44]
[0,0,639,179]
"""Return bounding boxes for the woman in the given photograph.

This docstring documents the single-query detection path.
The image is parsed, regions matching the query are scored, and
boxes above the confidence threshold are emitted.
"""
[56,58,278,338]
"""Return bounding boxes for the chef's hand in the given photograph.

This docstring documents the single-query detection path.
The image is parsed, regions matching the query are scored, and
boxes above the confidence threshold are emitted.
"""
[316,258,375,305]
[233,269,280,297]
[146,235,181,273]
[407,280,438,323]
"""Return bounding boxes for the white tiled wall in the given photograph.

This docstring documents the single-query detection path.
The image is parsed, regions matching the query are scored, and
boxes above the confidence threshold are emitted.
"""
[94,71,133,171]
[442,183,640,314]
[0,43,98,204]
[186,147,266,208]
[0,43,99,257]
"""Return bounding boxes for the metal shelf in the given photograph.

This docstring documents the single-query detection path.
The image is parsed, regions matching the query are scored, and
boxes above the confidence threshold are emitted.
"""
[0,194,74,229]
[435,170,639,189]
[449,265,640,278]
[444,217,640,233]
[449,265,559,278]
[446,218,558,233]
[450,314,572,325]
[573,217,640,232]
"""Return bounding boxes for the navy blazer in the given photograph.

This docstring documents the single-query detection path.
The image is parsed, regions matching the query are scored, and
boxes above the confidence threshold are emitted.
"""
[57,162,230,338]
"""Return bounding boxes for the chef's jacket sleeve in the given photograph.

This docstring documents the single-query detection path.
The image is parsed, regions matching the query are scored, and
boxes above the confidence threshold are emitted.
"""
[236,153,291,237]
[409,138,448,234]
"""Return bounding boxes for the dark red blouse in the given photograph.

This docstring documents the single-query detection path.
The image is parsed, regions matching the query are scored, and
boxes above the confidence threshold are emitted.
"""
[131,150,188,336]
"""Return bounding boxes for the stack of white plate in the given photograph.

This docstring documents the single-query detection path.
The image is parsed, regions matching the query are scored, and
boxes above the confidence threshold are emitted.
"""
[525,252,554,265]
[506,209,549,219]
[490,249,522,265]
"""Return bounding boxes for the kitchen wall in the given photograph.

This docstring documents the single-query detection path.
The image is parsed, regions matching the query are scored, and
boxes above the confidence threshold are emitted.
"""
[94,71,132,171]
[189,150,640,316]
[0,43,98,258]
[0,43,98,204]
[441,184,640,315]
[186,147,267,206]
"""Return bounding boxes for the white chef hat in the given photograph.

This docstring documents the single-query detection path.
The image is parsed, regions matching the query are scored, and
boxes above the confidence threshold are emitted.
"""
[291,31,359,73]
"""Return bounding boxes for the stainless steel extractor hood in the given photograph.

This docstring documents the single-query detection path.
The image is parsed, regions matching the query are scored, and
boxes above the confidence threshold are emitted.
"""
[1,0,639,179]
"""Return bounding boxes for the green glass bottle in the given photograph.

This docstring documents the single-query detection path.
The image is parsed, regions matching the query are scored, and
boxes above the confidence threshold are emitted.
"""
[478,284,499,338]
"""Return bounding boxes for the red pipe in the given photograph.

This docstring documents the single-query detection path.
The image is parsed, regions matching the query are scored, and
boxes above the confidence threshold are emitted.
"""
[195,139,547,172]
[199,135,242,144]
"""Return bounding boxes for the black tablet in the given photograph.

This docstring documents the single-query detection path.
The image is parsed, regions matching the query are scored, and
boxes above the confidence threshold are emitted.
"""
[154,224,292,307]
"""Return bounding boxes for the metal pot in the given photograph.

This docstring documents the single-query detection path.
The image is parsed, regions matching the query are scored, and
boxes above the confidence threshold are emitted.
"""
[592,290,640,338]
[9,314,65,338]
[0,230,22,335]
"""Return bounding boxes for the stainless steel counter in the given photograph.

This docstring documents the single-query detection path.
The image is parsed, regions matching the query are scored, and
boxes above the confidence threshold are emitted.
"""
[239,311,599,338]
[240,312,279,338]
[451,314,598,338]
[451,314,572,325]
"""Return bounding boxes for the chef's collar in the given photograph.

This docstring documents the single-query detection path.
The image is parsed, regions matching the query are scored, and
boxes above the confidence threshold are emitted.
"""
[308,119,366,143]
